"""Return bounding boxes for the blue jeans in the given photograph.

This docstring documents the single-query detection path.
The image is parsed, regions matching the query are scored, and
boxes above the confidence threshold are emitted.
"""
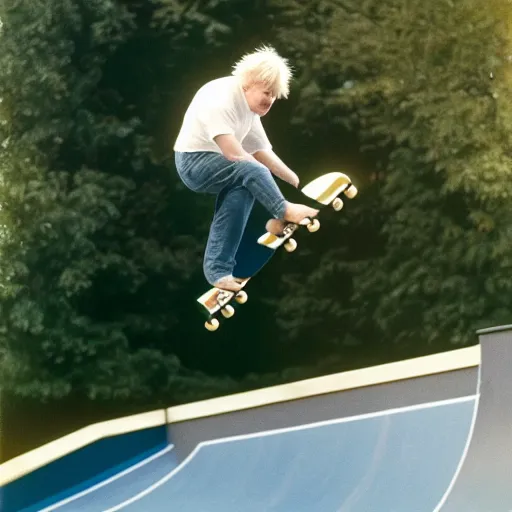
[174,151,287,286]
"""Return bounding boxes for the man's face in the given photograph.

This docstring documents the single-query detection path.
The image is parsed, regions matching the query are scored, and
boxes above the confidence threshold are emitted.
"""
[243,81,276,116]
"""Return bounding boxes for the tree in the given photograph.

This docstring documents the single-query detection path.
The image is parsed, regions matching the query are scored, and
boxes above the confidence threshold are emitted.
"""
[268,0,512,356]
[0,0,273,404]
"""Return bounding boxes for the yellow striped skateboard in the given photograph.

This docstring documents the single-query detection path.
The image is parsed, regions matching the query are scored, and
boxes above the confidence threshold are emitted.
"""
[257,172,357,252]
[197,172,357,332]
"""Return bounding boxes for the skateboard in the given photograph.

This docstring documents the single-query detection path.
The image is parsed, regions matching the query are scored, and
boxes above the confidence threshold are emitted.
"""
[196,172,357,331]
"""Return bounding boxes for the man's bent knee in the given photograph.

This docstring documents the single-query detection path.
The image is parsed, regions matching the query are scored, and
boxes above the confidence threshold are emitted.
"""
[235,160,272,183]
[236,159,269,173]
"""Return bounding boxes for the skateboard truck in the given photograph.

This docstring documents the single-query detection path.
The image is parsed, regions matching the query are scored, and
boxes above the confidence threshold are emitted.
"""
[257,216,320,252]
[199,287,249,332]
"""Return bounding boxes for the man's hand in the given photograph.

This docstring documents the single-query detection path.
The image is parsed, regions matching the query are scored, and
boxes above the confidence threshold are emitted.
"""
[253,149,300,188]
[287,172,300,188]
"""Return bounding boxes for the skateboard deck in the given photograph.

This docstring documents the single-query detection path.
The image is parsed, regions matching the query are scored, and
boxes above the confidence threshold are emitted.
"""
[197,172,357,331]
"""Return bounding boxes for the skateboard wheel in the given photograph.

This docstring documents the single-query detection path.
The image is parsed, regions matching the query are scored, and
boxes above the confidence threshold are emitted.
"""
[235,291,248,304]
[221,305,235,318]
[205,318,220,331]
[307,219,320,232]
[284,238,297,252]
[344,184,358,199]
[332,197,344,211]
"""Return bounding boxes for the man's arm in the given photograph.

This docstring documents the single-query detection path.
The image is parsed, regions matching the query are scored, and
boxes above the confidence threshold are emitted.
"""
[253,149,300,188]
[242,116,300,188]
[214,134,260,164]
[214,135,300,188]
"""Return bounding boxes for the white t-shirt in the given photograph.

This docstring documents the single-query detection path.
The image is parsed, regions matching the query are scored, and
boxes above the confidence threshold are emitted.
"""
[173,76,272,154]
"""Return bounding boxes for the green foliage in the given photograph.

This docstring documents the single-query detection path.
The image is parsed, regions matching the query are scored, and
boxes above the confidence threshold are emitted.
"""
[270,0,512,349]
[0,0,239,402]
[0,0,323,415]
[3,0,512,415]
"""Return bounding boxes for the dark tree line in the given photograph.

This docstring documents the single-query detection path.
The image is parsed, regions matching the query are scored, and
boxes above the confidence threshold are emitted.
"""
[1,0,511,459]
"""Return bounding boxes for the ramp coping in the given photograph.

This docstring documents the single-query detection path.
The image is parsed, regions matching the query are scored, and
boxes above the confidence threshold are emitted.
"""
[166,346,480,423]
[476,324,512,335]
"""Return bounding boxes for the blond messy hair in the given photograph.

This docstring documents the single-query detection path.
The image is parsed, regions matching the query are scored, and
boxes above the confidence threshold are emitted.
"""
[232,45,293,99]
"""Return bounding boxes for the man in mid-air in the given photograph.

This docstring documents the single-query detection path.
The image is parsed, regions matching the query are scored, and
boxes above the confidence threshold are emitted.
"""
[174,45,318,292]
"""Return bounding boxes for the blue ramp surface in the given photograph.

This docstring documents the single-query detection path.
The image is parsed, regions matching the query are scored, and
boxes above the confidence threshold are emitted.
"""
[40,446,178,512]
[88,398,474,512]
[3,425,169,512]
